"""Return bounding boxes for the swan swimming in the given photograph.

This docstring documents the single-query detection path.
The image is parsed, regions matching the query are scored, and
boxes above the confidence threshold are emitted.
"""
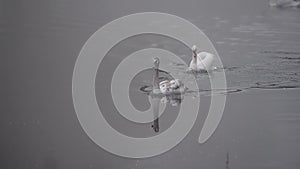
[152,57,187,95]
[159,79,186,95]
[159,79,185,106]
[189,45,215,72]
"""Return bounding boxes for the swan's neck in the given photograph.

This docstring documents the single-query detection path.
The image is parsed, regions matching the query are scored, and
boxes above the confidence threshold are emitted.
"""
[193,56,197,65]
[153,67,159,90]
[192,51,198,64]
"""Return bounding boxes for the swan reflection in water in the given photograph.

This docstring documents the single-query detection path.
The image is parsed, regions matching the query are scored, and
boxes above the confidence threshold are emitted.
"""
[149,57,187,132]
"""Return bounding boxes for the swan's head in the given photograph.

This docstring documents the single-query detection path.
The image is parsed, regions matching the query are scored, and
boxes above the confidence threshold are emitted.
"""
[159,80,170,94]
[153,57,160,68]
[192,45,198,58]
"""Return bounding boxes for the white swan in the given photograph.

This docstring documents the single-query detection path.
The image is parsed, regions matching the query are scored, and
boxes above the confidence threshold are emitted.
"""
[189,45,214,72]
[159,79,186,95]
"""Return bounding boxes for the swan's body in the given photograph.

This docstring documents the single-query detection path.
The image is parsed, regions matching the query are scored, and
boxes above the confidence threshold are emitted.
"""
[189,45,214,72]
[159,79,186,95]
[152,58,185,108]
[153,57,186,96]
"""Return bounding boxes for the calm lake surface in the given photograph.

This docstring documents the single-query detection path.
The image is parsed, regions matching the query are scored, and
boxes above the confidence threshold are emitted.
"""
[1,0,300,168]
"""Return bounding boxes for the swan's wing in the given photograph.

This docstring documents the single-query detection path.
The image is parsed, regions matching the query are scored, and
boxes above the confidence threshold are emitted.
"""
[196,52,207,61]
[197,52,214,61]
[197,52,214,70]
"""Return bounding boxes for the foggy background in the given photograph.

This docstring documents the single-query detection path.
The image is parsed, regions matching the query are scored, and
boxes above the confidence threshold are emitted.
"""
[1,0,300,168]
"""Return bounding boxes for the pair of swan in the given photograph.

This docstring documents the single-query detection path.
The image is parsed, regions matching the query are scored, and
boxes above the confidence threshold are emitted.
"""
[155,45,215,95]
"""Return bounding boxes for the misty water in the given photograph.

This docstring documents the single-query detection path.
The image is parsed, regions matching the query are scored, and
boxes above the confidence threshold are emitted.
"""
[1,0,300,169]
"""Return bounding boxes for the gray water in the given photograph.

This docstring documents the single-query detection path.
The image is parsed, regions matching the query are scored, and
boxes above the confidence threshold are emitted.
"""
[1,0,300,169]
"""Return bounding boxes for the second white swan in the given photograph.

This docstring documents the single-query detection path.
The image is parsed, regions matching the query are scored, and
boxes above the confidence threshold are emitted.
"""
[189,45,214,72]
